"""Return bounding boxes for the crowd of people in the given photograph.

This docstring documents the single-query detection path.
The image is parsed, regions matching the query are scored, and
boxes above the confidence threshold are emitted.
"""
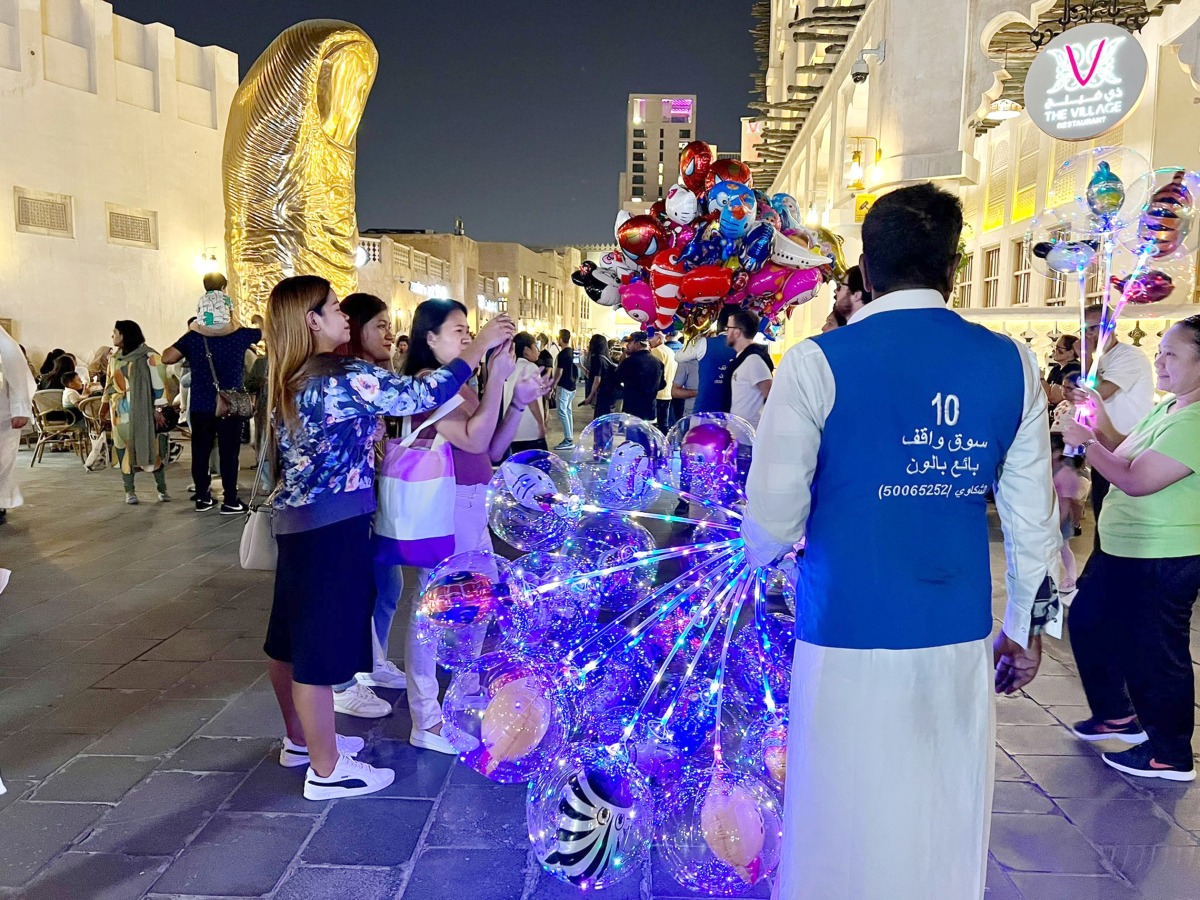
[0,187,1197,897]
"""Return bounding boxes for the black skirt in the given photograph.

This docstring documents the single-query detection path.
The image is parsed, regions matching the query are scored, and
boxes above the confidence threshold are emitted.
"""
[264,513,374,686]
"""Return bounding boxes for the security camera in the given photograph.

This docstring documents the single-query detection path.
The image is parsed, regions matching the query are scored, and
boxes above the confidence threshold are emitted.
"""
[851,41,886,85]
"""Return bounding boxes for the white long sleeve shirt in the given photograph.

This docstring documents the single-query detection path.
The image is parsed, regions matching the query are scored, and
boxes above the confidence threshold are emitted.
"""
[744,289,1060,649]
[0,326,35,420]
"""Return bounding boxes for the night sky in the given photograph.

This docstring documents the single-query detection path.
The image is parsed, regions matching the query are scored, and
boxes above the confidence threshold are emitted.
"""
[112,1,755,247]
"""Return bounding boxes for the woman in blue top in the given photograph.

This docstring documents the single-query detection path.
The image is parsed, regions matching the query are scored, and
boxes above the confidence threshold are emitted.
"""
[262,275,513,800]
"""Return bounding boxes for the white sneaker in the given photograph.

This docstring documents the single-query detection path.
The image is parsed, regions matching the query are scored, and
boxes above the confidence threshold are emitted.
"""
[357,661,408,690]
[332,682,392,719]
[303,753,394,800]
[0,773,6,796]
[410,726,457,755]
[279,734,366,768]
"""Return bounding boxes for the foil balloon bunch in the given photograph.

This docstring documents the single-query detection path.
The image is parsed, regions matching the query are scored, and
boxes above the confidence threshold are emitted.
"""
[1027,147,1199,431]
[413,412,793,895]
[571,139,847,341]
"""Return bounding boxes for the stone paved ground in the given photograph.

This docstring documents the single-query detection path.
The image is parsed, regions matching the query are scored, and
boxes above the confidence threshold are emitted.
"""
[0,430,1199,899]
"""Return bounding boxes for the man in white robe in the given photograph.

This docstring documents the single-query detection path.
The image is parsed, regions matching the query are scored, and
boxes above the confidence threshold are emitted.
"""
[743,184,1060,900]
[0,324,35,521]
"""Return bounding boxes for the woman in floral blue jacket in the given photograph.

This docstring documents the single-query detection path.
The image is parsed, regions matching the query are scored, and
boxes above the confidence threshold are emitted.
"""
[262,274,513,801]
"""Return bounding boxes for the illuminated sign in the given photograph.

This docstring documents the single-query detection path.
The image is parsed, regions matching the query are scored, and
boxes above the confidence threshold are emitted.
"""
[1024,23,1147,142]
[854,193,877,223]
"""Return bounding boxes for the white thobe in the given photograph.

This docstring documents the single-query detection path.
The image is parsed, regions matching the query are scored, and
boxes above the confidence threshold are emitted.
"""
[0,326,36,509]
[744,290,1060,900]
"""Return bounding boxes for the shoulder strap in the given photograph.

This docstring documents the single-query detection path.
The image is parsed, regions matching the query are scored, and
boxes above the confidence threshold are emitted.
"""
[201,337,222,392]
[398,393,465,448]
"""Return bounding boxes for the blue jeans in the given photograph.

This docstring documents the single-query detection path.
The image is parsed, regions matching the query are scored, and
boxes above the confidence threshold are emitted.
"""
[334,560,404,691]
[557,387,575,443]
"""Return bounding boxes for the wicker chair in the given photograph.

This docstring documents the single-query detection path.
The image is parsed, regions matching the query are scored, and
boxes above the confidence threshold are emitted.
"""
[30,390,85,465]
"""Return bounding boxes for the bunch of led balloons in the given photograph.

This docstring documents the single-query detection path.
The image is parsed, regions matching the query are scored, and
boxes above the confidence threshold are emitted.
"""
[1026,147,1199,396]
[413,412,794,895]
[571,139,847,340]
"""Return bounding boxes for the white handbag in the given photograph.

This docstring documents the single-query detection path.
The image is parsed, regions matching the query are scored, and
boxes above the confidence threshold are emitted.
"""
[239,438,278,571]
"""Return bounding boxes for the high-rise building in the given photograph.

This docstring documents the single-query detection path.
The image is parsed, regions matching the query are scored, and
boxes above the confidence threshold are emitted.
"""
[618,94,697,215]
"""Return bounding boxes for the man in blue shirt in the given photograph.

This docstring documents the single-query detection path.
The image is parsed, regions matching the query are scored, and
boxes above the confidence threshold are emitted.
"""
[673,305,738,413]
[744,184,1059,900]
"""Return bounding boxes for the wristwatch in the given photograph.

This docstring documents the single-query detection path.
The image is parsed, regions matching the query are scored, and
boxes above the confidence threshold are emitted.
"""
[1080,438,1099,452]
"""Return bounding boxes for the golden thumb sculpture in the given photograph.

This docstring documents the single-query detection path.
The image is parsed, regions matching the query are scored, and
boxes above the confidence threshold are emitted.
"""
[223,20,378,316]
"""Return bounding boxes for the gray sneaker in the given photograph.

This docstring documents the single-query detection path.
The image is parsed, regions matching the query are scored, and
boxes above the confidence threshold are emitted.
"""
[125,492,139,505]
[157,492,172,503]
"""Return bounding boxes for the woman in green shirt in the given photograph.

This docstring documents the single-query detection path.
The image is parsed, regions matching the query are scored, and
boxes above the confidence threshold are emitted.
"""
[1063,316,1200,782]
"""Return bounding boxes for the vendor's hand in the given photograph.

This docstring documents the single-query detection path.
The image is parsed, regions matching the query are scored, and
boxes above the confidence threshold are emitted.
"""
[1064,382,1101,406]
[1062,418,1094,448]
[475,315,516,351]
[514,369,556,406]
[486,340,517,383]
[153,409,166,430]
[10,417,28,429]
[993,632,1041,695]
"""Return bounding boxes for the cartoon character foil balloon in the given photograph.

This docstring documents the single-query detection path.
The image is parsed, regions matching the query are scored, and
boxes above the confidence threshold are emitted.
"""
[616,215,668,267]
[1033,240,1098,274]
[1112,270,1175,304]
[648,249,686,328]
[754,190,781,229]
[502,460,573,518]
[619,281,657,325]
[679,140,714,194]
[600,250,639,281]
[706,180,755,217]
[1138,170,1193,258]
[1087,161,1125,221]
[679,265,734,305]
[665,184,700,226]
[739,222,776,274]
[572,261,622,307]
[718,191,757,248]
[678,223,723,269]
[771,229,832,269]
[705,158,753,192]
[542,770,636,887]
[606,440,651,498]
[770,193,801,231]
[679,421,739,500]
[419,571,507,627]
[700,780,767,884]
[479,675,552,777]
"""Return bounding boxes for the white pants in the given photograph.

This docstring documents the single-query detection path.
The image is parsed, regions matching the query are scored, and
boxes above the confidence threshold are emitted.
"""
[0,422,22,509]
[405,483,493,731]
[775,638,994,900]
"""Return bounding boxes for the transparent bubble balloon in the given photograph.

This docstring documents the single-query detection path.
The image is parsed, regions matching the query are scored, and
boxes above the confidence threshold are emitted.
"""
[735,709,789,795]
[727,608,795,711]
[590,707,686,784]
[657,768,784,896]
[1046,145,1151,235]
[414,551,528,672]
[511,551,602,653]
[563,512,658,614]
[528,743,654,890]
[441,652,571,784]
[488,450,582,552]
[572,413,667,511]
[567,643,656,737]
[1025,206,1100,281]
[1119,166,1200,264]
[665,413,755,509]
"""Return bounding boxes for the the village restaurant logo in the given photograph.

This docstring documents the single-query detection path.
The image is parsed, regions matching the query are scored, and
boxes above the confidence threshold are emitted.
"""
[1024,23,1148,142]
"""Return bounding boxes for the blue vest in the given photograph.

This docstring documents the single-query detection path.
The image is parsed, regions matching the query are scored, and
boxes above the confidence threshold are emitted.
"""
[799,308,1025,650]
[694,338,737,414]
